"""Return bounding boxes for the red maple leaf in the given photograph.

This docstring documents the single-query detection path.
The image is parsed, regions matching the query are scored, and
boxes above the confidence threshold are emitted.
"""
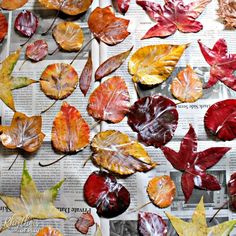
[161,124,231,202]
[198,38,236,90]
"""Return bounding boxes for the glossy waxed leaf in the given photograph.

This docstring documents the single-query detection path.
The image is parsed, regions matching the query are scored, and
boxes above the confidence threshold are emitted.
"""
[117,0,131,13]
[84,171,130,218]
[0,0,28,10]
[128,95,178,147]
[166,197,236,236]
[79,52,93,96]
[228,173,236,210]
[87,76,130,123]
[161,124,231,202]
[36,226,63,236]
[53,22,84,52]
[0,13,8,43]
[75,213,95,234]
[147,176,176,208]
[14,10,38,37]
[26,40,48,62]
[171,65,203,102]
[40,63,78,100]
[88,6,130,45]
[198,38,236,90]
[0,161,66,233]
[218,0,236,28]
[38,0,93,15]
[95,46,133,81]
[91,130,156,175]
[204,99,236,141]
[129,44,188,85]
[0,112,45,152]
[138,212,167,236]
[52,102,90,153]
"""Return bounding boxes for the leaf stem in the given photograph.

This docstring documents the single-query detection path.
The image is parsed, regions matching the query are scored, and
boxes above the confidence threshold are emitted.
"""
[128,201,151,213]
[20,35,32,47]
[39,154,68,167]
[133,82,141,98]
[40,100,58,114]
[8,152,19,170]
[209,200,229,223]
[90,120,101,130]
[49,46,60,56]
[19,59,27,71]
[83,156,91,168]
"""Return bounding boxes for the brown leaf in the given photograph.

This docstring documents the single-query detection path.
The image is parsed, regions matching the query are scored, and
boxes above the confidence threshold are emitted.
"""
[0,0,28,10]
[75,213,95,234]
[218,0,236,28]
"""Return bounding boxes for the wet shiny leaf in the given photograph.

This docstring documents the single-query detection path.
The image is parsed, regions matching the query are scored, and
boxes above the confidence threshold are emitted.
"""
[26,40,48,62]
[0,13,8,43]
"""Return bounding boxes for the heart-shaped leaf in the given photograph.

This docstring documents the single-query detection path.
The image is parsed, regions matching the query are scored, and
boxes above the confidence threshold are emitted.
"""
[87,76,130,123]
[75,213,95,234]
[36,226,63,236]
[26,40,48,62]
[128,95,178,147]
[0,0,28,10]
[84,171,130,218]
[88,6,130,45]
[0,13,8,43]
[129,44,188,86]
[91,130,156,175]
[116,0,131,13]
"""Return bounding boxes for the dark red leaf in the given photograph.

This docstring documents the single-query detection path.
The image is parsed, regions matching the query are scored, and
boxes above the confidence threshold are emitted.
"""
[26,40,48,62]
[83,171,130,218]
[161,124,231,202]
[127,95,178,147]
[228,173,236,210]
[0,13,8,43]
[75,213,95,234]
[79,53,93,96]
[198,39,236,90]
[14,10,38,37]
[204,99,236,141]
[138,211,167,236]
[117,0,131,13]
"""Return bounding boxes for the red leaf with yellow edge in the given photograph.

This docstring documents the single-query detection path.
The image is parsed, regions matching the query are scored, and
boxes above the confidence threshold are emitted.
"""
[75,213,95,234]
[52,102,90,153]
[36,226,63,236]
[0,13,8,43]
[26,40,48,62]
[0,0,28,10]
[87,76,130,123]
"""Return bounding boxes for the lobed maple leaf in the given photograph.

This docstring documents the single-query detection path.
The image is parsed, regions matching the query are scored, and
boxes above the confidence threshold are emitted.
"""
[198,38,236,90]
[161,124,231,202]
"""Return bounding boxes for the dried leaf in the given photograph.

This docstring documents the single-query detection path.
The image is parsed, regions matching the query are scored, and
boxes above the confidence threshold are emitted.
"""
[84,171,130,218]
[147,176,176,208]
[117,0,131,13]
[161,124,231,202]
[228,173,236,210]
[0,161,66,233]
[204,99,236,141]
[166,197,236,236]
[79,52,93,96]
[53,22,84,52]
[26,40,48,62]
[0,0,28,10]
[170,65,203,102]
[38,0,93,15]
[75,213,95,234]
[87,76,130,123]
[128,95,178,147]
[88,6,130,45]
[218,0,236,28]
[129,44,188,86]
[95,46,133,81]
[0,12,8,43]
[52,102,90,153]
[91,130,156,175]
[36,226,63,236]
[40,63,78,100]
[198,38,236,90]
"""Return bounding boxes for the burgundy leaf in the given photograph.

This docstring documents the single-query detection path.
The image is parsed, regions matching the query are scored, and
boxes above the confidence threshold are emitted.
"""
[228,173,236,210]
[127,95,178,147]
[26,40,48,62]
[83,171,130,218]
[161,124,230,202]
[75,213,95,234]
[79,53,93,96]
[138,211,167,236]
[14,10,38,37]
[117,0,131,13]
[204,99,236,141]
[198,39,236,90]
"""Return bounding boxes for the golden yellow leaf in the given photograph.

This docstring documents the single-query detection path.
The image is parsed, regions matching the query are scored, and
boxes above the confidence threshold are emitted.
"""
[36,226,63,236]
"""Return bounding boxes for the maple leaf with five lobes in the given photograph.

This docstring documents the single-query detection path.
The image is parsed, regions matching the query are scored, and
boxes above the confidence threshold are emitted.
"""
[161,124,231,202]
[0,161,66,233]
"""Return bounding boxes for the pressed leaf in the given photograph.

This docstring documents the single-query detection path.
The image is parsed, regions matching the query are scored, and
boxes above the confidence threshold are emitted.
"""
[0,12,8,43]
[88,6,130,45]
[26,40,48,62]
[75,213,95,234]
[53,22,84,52]
[138,212,167,236]
[204,99,236,141]
[198,38,236,90]
[87,76,130,123]
[40,63,78,100]
[166,197,236,236]
[129,44,188,86]
[117,0,131,13]
[0,161,66,233]
[128,95,178,147]
[228,173,236,210]
[161,124,231,202]
[94,224,102,236]
[218,0,236,28]
[147,175,176,208]
[52,102,90,153]
[0,0,28,10]
[79,52,93,96]
[91,130,156,175]
[171,65,203,102]
[84,171,130,217]
[95,46,133,81]
[36,226,63,236]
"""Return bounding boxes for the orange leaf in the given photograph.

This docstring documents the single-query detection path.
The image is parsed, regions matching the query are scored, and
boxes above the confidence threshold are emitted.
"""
[170,65,203,102]
[53,22,84,52]
[0,0,28,10]
[87,76,130,123]
[40,63,78,100]
[147,175,176,208]
[52,102,90,153]
[0,13,8,42]
[0,112,45,152]
[88,6,130,45]
[36,226,63,236]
